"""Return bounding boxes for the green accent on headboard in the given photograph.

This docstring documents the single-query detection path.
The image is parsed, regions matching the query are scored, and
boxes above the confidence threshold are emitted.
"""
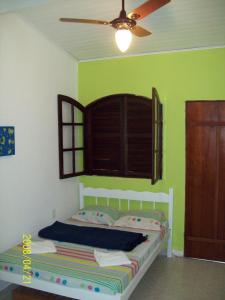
[78,47,225,251]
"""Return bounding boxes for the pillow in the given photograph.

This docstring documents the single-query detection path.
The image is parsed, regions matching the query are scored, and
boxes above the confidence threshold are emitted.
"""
[114,210,167,231]
[114,215,162,231]
[122,210,166,222]
[71,206,121,226]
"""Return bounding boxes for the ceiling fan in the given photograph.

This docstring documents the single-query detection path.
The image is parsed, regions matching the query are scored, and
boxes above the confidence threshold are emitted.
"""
[60,0,171,52]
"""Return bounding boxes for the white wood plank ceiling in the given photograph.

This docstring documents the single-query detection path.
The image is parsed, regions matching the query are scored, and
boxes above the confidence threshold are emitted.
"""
[1,0,225,61]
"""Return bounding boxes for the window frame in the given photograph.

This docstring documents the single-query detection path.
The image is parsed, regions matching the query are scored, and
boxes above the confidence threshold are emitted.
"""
[58,94,85,179]
[58,89,163,184]
[151,88,163,184]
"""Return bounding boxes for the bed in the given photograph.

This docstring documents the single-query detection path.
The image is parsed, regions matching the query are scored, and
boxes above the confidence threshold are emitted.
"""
[0,183,173,300]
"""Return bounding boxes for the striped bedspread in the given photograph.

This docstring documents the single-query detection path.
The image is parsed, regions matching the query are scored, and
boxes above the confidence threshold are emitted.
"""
[0,241,144,295]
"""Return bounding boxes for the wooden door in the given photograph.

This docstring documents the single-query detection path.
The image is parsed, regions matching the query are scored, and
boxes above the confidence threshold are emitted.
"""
[185,101,225,261]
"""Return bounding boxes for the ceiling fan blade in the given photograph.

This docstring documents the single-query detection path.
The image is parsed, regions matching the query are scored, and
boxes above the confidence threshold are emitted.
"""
[128,0,171,21]
[60,18,109,25]
[131,25,152,37]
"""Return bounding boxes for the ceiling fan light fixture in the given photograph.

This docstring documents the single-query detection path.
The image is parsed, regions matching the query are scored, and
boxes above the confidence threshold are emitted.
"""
[115,28,132,52]
[60,0,171,53]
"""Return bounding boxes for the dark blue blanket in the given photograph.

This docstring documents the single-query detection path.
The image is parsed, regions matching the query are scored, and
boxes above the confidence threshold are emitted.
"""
[38,221,147,251]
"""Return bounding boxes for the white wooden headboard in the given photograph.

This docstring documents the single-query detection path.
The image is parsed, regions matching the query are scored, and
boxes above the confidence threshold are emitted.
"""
[79,183,173,257]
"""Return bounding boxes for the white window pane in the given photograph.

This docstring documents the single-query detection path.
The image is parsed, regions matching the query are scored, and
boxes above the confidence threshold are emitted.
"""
[62,102,72,123]
[75,151,84,173]
[63,152,73,174]
[63,126,72,148]
[75,126,83,148]
[74,107,83,123]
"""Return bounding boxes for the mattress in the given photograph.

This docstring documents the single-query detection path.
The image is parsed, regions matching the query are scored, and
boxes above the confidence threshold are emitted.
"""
[0,221,166,296]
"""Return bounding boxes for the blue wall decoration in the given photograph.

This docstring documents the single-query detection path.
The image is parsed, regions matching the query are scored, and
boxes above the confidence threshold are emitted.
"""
[0,126,15,156]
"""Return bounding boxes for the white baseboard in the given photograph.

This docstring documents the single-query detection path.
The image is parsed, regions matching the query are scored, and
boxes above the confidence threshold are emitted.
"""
[192,257,225,264]
[172,250,184,257]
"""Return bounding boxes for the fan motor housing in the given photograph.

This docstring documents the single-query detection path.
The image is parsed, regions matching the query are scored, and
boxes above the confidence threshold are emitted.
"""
[111,17,136,30]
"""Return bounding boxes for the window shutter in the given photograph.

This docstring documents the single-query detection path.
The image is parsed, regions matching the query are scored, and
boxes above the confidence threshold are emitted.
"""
[58,94,85,178]
[151,88,163,184]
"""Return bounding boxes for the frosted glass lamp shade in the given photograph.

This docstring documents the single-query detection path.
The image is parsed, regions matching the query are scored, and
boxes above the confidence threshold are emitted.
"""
[115,29,132,52]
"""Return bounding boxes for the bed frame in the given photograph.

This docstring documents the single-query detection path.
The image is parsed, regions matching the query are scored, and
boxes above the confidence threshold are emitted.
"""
[0,183,173,300]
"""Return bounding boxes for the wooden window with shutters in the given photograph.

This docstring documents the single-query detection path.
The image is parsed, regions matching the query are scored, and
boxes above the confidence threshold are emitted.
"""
[58,88,163,184]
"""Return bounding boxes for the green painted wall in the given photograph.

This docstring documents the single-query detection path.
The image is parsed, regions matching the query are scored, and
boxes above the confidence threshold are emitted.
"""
[78,48,225,251]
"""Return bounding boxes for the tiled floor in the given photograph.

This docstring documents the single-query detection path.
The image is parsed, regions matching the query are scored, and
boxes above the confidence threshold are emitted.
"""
[130,256,225,300]
[0,284,16,300]
[1,256,225,300]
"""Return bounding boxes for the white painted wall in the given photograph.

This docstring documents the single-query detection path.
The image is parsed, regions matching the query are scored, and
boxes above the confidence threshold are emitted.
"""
[0,13,79,267]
